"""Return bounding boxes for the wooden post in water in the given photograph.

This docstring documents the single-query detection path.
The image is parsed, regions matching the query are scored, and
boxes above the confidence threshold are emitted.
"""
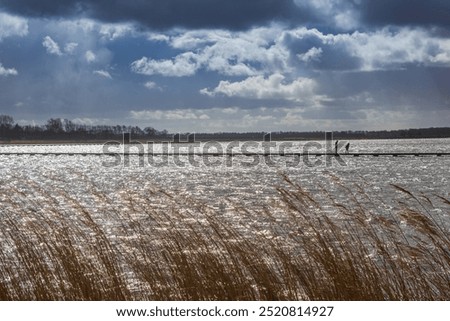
[123,132,131,144]
[325,131,333,154]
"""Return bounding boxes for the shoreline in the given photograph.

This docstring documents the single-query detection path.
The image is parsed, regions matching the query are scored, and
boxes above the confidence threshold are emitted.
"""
[1,136,450,145]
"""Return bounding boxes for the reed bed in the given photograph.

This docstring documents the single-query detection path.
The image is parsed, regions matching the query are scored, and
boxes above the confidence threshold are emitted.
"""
[0,174,449,300]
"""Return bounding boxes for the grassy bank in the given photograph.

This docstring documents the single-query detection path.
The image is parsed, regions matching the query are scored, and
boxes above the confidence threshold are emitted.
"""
[0,175,449,300]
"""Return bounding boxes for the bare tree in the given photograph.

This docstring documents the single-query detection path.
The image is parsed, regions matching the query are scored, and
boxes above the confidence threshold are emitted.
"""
[45,118,64,134]
[0,115,14,128]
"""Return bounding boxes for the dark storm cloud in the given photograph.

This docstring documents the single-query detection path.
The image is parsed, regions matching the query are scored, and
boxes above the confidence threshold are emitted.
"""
[0,0,304,30]
[359,0,450,28]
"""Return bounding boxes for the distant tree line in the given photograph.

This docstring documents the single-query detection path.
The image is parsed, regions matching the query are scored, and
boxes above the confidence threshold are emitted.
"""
[0,115,168,141]
[192,128,450,141]
[1,114,449,142]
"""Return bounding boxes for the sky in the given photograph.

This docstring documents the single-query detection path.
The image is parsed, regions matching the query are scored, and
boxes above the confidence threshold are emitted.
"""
[0,0,449,132]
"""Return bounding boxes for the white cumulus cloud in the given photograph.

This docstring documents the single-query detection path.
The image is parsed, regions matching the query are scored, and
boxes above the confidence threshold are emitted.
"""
[285,27,450,70]
[131,52,199,77]
[352,28,450,69]
[0,63,18,76]
[0,12,28,41]
[93,70,112,79]
[201,74,319,103]
[132,25,450,80]
[131,26,289,77]
[42,36,62,56]
[297,47,323,62]
[144,81,162,91]
[99,23,134,40]
[85,50,96,63]
[64,42,78,54]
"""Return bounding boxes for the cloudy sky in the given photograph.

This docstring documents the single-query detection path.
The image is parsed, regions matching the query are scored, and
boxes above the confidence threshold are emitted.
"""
[0,0,449,132]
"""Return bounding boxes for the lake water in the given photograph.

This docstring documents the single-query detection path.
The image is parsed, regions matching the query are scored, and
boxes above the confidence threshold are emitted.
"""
[0,138,449,216]
[1,138,449,300]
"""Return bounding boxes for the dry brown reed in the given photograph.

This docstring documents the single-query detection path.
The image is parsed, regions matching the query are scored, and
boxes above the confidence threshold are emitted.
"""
[0,174,448,300]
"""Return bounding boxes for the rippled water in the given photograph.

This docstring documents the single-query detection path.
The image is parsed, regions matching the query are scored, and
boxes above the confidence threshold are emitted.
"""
[0,138,448,302]
[0,137,448,154]
[0,138,449,213]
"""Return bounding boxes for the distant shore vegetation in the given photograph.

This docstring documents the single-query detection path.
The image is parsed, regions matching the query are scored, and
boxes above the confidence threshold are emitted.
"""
[1,114,450,142]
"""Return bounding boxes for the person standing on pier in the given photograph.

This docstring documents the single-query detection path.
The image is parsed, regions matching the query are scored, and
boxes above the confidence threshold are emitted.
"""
[345,142,350,154]
[335,140,339,154]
